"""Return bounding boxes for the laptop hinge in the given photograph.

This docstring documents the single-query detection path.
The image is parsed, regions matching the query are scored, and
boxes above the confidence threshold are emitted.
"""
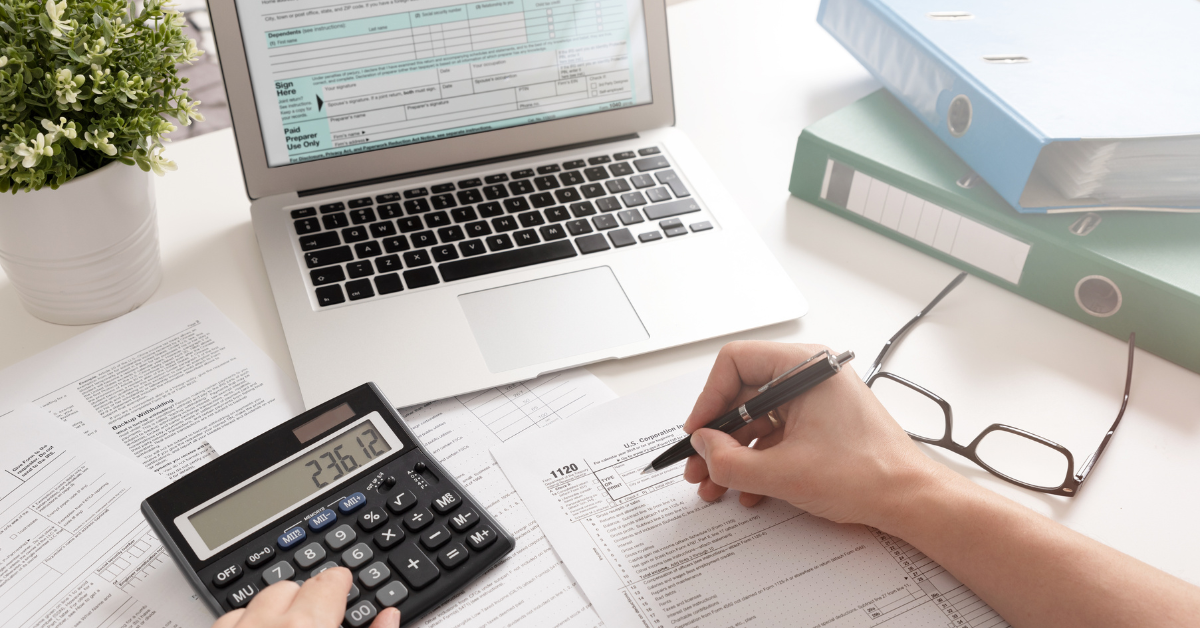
[297,133,640,198]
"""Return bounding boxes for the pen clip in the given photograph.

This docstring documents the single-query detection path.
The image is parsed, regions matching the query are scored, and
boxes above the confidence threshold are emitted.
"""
[759,350,832,393]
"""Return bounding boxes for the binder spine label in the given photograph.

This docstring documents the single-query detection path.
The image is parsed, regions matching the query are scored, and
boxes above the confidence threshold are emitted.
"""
[821,159,1032,284]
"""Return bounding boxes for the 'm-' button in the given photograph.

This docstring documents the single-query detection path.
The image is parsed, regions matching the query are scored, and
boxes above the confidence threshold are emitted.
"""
[309,509,337,531]
[339,492,368,514]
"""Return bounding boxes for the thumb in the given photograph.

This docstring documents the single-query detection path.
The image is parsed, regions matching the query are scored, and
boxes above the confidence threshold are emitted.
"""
[691,428,778,495]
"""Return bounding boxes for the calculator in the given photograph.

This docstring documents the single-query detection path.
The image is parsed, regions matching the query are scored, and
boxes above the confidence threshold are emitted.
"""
[142,383,514,627]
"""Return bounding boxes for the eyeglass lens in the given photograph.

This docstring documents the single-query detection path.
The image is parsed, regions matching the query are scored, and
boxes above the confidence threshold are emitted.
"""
[973,430,1070,489]
[868,378,945,440]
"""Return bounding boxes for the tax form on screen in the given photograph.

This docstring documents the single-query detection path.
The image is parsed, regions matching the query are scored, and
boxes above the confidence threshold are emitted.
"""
[236,0,653,166]
[492,371,1013,628]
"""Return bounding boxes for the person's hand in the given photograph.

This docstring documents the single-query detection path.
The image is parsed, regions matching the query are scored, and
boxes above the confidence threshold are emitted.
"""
[682,341,952,529]
[211,567,399,628]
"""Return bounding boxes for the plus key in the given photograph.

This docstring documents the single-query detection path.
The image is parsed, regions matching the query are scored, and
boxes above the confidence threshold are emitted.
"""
[388,545,440,589]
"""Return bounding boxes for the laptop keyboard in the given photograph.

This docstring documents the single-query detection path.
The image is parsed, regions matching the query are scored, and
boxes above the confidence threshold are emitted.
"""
[289,146,716,308]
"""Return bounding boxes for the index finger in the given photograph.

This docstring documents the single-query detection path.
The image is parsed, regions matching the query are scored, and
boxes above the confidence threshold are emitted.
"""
[287,566,353,626]
[684,342,830,433]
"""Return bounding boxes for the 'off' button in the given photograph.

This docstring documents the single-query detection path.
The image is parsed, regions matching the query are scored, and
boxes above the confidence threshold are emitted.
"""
[212,563,242,588]
[339,492,367,515]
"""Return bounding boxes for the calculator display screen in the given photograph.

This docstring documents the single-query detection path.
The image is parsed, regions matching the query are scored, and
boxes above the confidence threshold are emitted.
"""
[188,418,392,549]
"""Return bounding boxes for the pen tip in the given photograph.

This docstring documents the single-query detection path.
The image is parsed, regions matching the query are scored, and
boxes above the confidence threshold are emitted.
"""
[640,465,655,475]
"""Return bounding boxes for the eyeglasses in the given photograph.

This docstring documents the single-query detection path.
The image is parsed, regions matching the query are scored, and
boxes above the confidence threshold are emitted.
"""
[864,272,1135,496]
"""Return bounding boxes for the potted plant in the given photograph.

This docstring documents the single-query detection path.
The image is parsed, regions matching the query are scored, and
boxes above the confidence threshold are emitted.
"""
[0,0,203,324]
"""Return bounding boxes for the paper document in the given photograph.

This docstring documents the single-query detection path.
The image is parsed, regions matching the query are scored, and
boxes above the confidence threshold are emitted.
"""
[493,371,1011,628]
[397,369,616,628]
[0,290,304,479]
[0,405,211,628]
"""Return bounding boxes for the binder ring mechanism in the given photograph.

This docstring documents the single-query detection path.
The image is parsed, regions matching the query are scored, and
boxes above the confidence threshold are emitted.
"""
[947,95,972,137]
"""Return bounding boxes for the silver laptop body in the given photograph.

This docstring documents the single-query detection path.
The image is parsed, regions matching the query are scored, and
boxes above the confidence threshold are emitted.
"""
[208,0,807,407]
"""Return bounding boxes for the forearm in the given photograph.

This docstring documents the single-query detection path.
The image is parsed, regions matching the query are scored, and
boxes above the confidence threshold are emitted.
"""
[880,469,1200,628]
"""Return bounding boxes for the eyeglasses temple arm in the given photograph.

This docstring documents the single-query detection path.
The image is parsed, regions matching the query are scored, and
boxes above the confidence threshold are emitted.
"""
[866,272,968,381]
[1076,332,1135,482]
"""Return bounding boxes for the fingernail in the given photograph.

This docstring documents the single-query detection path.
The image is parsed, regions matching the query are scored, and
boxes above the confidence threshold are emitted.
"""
[690,432,706,459]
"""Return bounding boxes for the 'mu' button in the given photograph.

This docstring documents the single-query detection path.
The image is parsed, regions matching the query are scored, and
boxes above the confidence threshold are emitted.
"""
[339,492,367,514]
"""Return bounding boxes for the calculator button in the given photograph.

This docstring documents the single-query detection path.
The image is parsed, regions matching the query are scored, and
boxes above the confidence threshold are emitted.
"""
[357,561,391,589]
[420,526,451,550]
[343,543,374,569]
[339,492,368,514]
[438,544,469,570]
[389,545,440,590]
[448,510,478,532]
[376,581,409,607]
[309,509,337,531]
[358,507,388,531]
[345,600,378,628]
[402,508,434,532]
[294,542,327,569]
[212,564,242,588]
[387,491,417,514]
[277,527,306,550]
[227,583,259,609]
[374,525,406,550]
[246,545,275,568]
[310,561,339,578]
[347,584,360,602]
[467,526,498,551]
[430,491,461,514]
[326,524,357,550]
[262,561,295,585]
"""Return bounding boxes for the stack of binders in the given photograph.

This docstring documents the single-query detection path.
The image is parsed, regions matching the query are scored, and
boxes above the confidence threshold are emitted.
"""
[790,0,1200,373]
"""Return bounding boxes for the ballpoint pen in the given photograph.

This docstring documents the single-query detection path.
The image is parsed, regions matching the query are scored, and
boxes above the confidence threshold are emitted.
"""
[642,349,855,474]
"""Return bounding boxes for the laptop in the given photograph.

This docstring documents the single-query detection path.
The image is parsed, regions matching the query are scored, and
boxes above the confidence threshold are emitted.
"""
[208,0,807,408]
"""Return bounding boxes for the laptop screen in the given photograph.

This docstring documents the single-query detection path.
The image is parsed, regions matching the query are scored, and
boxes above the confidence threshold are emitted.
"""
[233,0,654,167]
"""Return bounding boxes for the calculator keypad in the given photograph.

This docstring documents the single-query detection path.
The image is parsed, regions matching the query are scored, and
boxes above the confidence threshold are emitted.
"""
[402,508,434,532]
[358,508,388,531]
[311,561,339,577]
[386,491,417,514]
[262,561,295,585]
[374,525,405,550]
[345,600,378,627]
[196,450,512,627]
[358,561,391,589]
[420,526,451,551]
[228,583,259,608]
[294,542,327,569]
[388,544,439,590]
[212,564,242,588]
[342,543,374,569]
[376,581,409,607]
[326,525,357,550]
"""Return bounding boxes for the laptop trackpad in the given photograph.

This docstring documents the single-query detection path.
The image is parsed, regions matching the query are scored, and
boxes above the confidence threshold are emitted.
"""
[458,267,649,373]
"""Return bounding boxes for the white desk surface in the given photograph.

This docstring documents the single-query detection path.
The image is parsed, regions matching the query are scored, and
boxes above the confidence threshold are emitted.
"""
[3,0,1198,587]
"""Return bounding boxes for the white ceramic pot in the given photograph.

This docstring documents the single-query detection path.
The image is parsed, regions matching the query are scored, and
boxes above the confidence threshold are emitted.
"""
[0,161,161,325]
